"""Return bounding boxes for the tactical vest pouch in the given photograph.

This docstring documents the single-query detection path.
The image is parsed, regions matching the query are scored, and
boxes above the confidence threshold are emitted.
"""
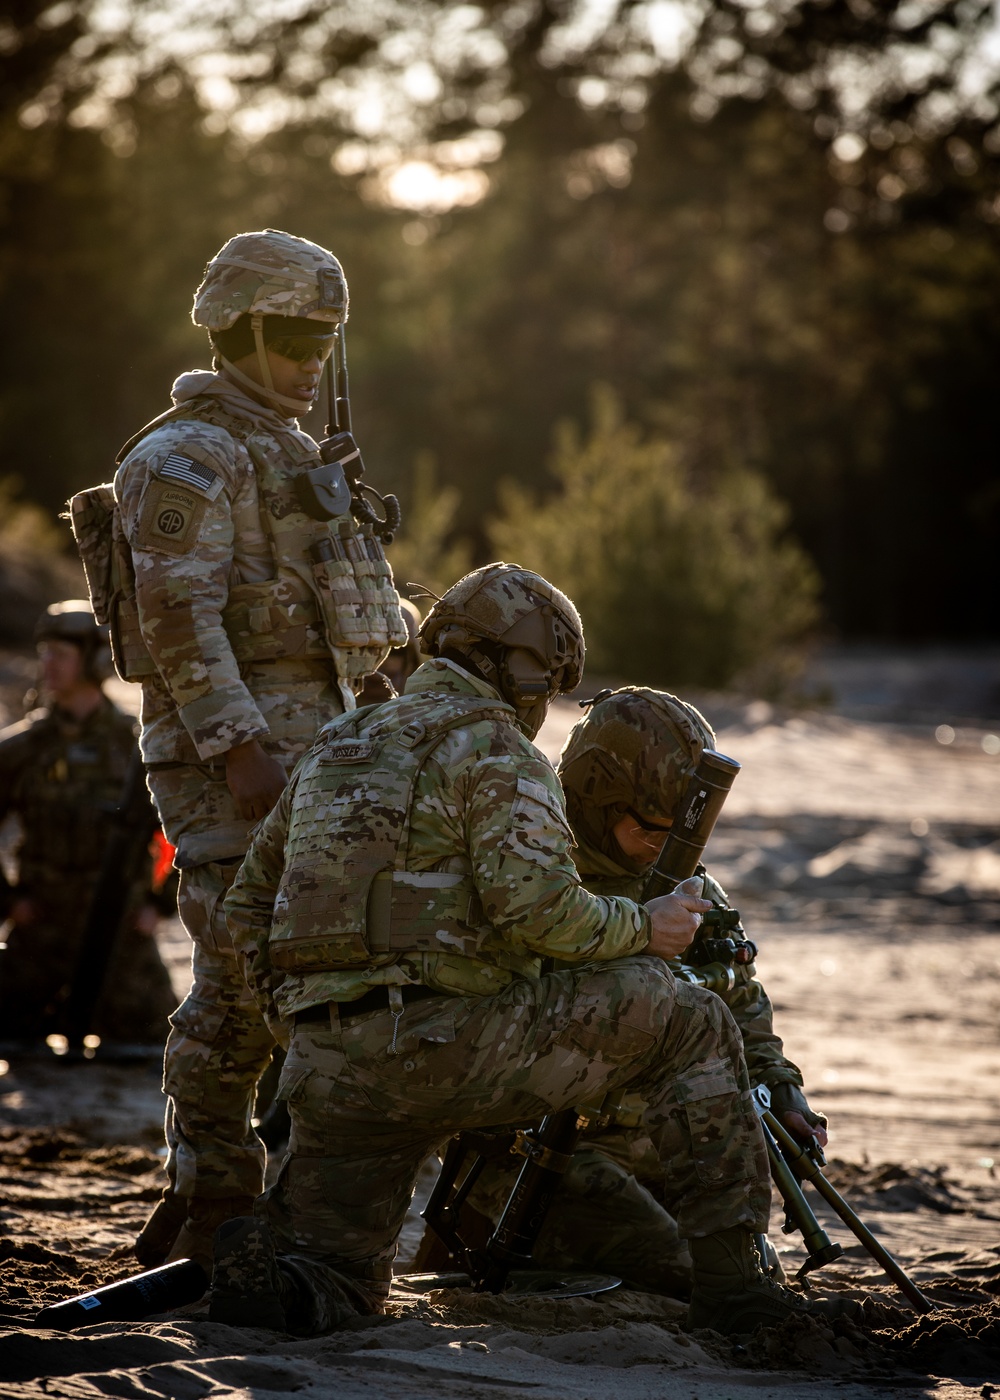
[367,870,540,978]
[309,523,407,668]
[221,580,330,663]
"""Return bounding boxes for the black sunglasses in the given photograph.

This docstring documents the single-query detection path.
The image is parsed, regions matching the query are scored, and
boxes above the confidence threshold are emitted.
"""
[269,334,336,364]
[626,807,673,834]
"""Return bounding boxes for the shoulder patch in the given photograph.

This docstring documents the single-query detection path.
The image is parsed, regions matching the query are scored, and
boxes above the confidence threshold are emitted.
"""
[136,478,210,555]
[515,775,560,808]
[153,452,224,501]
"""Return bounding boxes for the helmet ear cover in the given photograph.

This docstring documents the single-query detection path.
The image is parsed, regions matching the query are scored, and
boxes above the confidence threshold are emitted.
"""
[498,607,569,699]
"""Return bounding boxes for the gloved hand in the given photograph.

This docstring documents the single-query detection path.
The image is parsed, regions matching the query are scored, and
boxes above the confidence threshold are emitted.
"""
[768,1082,828,1151]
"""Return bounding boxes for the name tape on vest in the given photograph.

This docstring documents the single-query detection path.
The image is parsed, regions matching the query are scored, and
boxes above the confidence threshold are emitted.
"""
[322,740,376,763]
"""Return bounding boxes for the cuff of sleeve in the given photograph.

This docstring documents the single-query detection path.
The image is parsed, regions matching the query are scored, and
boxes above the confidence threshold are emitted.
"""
[177,682,270,760]
[610,898,652,956]
[757,1067,805,1090]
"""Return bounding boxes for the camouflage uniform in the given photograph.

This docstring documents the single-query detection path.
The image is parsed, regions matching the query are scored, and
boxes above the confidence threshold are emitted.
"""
[0,697,176,1043]
[91,232,405,1222]
[223,659,770,1334]
[464,688,807,1293]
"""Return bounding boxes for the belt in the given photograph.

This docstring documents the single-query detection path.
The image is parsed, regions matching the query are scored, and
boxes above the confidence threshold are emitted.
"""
[294,984,441,1027]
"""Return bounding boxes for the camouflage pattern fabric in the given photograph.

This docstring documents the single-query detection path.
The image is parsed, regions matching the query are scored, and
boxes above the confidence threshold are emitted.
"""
[461,689,807,1293]
[226,659,651,1018]
[253,963,767,1335]
[146,666,345,1202]
[0,698,175,1043]
[192,230,348,330]
[114,371,370,1202]
[223,662,770,1334]
[114,371,404,762]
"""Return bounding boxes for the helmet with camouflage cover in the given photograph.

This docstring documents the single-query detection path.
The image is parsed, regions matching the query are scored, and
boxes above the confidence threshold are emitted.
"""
[192,229,348,414]
[419,562,585,738]
[192,229,348,330]
[559,688,715,873]
[34,600,113,684]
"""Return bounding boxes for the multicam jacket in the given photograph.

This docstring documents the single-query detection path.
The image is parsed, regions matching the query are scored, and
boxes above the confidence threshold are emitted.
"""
[113,370,404,765]
[225,659,653,1023]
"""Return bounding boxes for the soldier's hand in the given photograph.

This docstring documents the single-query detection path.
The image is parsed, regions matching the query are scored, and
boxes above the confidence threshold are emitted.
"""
[769,1082,829,1150]
[644,877,713,960]
[225,740,287,821]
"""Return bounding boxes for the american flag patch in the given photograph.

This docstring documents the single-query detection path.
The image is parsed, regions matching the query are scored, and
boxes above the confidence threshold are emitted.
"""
[158,453,219,493]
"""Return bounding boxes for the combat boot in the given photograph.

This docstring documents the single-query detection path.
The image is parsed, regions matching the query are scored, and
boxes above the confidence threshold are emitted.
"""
[134,1188,188,1268]
[165,1195,257,1274]
[688,1227,811,1334]
[209,1217,289,1330]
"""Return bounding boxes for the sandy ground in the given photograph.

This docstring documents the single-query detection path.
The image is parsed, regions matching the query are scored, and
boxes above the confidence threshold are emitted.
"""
[1,686,998,1397]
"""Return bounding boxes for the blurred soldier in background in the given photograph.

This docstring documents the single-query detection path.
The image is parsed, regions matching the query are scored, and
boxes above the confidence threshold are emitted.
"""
[0,601,176,1048]
[93,229,406,1271]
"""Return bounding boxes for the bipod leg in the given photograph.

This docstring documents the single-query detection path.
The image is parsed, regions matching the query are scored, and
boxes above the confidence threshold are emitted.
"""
[758,1117,844,1280]
[764,1110,935,1314]
[419,1132,510,1279]
[478,1108,582,1294]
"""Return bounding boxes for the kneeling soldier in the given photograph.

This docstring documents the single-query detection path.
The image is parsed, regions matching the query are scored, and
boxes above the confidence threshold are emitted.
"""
[456,687,828,1308]
[217,564,813,1336]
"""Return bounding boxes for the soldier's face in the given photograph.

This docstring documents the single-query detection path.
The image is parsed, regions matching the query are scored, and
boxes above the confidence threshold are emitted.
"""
[38,640,86,701]
[230,346,324,414]
[612,810,673,865]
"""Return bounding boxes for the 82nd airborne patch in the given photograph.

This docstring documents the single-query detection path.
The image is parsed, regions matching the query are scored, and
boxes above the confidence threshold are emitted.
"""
[137,479,207,554]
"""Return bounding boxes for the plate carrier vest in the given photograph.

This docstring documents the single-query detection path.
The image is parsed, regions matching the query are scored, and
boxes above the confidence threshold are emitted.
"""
[69,397,406,686]
[268,690,543,986]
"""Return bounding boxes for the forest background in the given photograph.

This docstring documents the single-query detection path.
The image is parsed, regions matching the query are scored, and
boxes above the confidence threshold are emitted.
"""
[1,0,998,691]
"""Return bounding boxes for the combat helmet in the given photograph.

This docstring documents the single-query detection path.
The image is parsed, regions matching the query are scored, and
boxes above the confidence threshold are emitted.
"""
[192,229,348,414]
[34,600,113,684]
[559,688,716,872]
[420,563,585,738]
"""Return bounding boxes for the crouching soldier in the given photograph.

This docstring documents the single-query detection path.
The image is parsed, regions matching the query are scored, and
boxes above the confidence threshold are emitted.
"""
[214,564,822,1337]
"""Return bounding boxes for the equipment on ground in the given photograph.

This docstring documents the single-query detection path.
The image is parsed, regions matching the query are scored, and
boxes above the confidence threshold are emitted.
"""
[751,1085,934,1313]
[33,1259,207,1330]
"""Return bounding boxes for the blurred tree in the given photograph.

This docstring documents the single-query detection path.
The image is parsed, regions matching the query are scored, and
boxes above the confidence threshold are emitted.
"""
[0,0,996,655]
[386,451,472,599]
[489,387,819,689]
[0,478,84,643]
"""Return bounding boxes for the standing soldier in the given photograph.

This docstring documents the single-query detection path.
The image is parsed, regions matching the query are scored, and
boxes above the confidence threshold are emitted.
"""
[215,564,822,1337]
[0,601,176,1047]
[73,230,406,1270]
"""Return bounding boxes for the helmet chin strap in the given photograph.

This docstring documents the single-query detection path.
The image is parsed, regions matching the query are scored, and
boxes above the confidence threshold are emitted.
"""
[219,314,312,416]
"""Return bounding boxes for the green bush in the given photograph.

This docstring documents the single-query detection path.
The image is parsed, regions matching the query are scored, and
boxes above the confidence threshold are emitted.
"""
[387,452,472,606]
[488,388,820,691]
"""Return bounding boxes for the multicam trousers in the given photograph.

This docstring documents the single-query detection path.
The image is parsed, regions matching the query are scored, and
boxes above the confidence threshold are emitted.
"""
[148,663,341,1203]
[259,956,771,1335]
